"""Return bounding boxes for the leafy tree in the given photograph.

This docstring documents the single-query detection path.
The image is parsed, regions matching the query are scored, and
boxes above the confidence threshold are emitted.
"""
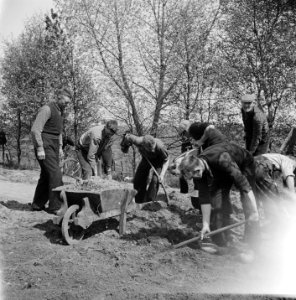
[219,0,296,128]
[0,12,100,165]
[56,0,217,135]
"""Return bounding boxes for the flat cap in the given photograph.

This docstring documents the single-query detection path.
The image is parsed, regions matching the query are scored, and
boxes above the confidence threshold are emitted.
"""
[241,94,256,103]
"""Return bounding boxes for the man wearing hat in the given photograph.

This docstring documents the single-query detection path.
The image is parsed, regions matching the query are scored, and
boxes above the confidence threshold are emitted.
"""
[123,134,169,203]
[76,120,118,180]
[241,94,270,156]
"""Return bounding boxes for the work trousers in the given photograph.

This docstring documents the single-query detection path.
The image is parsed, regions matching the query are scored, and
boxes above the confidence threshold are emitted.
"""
[179,141,192,193]
[134,158,163,203]
[198,178,234,246]
[76,148,93,180]
[76,146,113,180]
[100,147,113,175]
[32,136,63,210]
[197,173,260,248]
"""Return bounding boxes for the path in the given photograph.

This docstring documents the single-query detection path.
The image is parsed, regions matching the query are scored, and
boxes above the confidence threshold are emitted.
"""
[0,180,35,203]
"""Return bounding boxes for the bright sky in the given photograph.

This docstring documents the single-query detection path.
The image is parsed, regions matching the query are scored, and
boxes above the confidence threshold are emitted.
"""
[0,0,55,40]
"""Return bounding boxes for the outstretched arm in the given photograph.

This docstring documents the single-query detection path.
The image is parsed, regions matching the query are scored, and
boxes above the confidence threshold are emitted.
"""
[219,152,259,220]
[201,204,212,239]
[159,157,169,181]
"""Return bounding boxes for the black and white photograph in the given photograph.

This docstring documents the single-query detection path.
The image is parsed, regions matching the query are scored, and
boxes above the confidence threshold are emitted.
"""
[0,0,296,299]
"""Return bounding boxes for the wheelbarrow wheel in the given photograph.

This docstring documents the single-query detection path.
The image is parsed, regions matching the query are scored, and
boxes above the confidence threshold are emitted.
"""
[61,205,85,245]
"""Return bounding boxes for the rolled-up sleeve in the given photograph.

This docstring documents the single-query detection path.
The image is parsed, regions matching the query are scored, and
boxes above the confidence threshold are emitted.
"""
[127,135,143,146]
[281,157,295,180]
[31,106,51,151]
[87,132,100,174]
[158,147,169,162]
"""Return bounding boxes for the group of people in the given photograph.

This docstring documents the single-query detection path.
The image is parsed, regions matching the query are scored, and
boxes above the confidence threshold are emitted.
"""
[175,93,296,259]
[29,87,169,213]
[30,88,296,260]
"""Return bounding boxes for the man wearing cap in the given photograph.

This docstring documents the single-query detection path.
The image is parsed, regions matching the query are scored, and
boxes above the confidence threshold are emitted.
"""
[31,87,72,213]
[179,142,260,251]
[76,120,118,180]
[123,134,169,203]
[241,94,270,156]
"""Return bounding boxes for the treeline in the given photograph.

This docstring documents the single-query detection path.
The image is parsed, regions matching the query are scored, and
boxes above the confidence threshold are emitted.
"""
[0,0,296,166]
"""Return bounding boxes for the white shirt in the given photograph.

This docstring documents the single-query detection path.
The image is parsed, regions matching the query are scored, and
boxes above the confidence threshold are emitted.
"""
[262,153,296,180]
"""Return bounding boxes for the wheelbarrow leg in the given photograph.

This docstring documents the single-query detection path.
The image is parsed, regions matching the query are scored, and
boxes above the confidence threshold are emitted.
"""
[53,190,68,225]
[119,189,136,235]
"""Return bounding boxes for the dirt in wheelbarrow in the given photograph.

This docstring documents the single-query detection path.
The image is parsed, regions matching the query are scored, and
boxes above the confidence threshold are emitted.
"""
[0,167,295,300]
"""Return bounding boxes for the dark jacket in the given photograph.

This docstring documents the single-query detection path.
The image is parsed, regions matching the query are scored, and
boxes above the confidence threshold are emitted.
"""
[199,142,255,195]
[189,122,227,149]
[138,139,169,165]
[241,106,269,155]
[42,102,63,136]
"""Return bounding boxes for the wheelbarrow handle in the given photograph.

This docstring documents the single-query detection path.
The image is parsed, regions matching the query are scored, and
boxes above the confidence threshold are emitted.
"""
[173,220,247,249]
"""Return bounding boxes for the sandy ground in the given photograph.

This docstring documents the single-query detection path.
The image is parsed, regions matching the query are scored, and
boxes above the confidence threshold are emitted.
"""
[0,166,296,300]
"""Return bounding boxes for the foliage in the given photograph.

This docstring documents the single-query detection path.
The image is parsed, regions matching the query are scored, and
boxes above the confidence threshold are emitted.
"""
[55,0,224,135]
[219,0,296,128]
[0,11,100,164]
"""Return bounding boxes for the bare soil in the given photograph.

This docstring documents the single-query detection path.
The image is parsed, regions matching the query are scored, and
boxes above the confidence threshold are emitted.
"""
[0,166,295,300]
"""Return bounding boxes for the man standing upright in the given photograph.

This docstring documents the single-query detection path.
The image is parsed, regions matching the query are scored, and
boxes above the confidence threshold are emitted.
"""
[31,87,72,213]
[241,94,270,156]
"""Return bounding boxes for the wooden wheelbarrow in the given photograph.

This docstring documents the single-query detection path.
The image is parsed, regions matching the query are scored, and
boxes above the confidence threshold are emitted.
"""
[52,184,138,245]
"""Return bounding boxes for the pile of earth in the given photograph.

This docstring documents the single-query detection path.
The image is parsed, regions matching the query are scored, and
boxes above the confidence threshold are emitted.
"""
[63,178,133,192]
[1,167,295,299]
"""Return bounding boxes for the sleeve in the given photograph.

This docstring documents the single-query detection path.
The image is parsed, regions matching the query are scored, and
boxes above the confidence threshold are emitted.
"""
[127,134,143,146]
[195,125,215,146]
[249,116,264,154]
[156,141,169,162]
[218,152,252,193]
[241,110,247,134]
[281,157,295,179]
[31,106,51,151]
[59,134,63,149]
[87,132,100,174]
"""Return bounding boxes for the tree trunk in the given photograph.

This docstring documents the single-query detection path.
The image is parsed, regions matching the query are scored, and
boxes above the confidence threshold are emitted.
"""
[17,110,22,166]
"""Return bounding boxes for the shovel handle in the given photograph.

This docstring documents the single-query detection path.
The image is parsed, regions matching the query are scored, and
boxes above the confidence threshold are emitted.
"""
[144,155,170,205]
[173,220,247,249]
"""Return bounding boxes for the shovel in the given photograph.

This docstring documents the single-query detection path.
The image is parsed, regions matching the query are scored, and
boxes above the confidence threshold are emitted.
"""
[173,220,247,249]
[144,156,170,205]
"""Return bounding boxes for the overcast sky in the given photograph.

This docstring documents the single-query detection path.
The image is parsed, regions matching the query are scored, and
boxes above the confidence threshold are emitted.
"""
[0,0,54,40]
